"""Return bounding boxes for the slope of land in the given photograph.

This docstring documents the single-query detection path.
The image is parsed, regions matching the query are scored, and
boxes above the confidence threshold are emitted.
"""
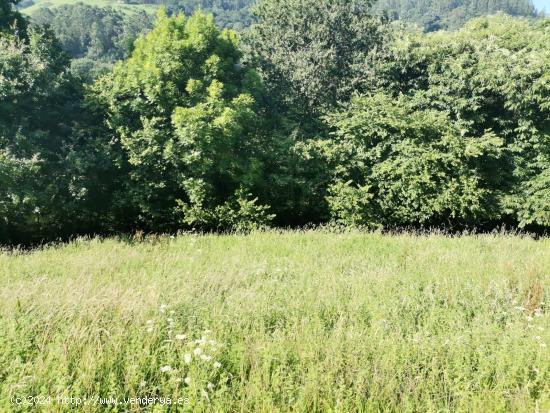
[20,0,159,15]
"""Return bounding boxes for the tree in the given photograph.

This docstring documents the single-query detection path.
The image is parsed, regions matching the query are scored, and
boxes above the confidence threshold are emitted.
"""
[237,0,388,225]
[323,94,505,228]
[0,0,27,36]
[372,0,537,31]
[31,4,154,80]
[0,27,114,243]
[92,10,274,231]
[244,0,385,116]
[325,15,550,229]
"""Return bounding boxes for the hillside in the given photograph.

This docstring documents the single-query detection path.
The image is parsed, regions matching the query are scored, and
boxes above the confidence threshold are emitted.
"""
[19,0,254,29]
[373,0,538,30]
[20,0,539,32]
[19,0,159,15]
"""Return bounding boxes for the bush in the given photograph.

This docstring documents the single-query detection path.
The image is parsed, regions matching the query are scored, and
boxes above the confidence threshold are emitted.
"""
[323,94,505,228]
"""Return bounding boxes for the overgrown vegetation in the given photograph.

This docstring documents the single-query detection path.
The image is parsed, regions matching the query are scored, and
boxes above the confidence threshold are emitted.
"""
[1,2,549,410]
[0,231,548,411]
[1,0,549,243]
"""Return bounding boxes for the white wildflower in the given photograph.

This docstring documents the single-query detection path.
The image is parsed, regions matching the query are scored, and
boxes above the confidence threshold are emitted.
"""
[541,343,547,348]
[175,334,186,340]
[184,354,192,364]
[160,304,167,313]
[207,382,215,390]
[213,361,221,369]
[193,347,203,356]
[200,354,212,361]
[160,365,172,373]
[184,377,191,385]
[526,316,534,322]
[146,320,153,324]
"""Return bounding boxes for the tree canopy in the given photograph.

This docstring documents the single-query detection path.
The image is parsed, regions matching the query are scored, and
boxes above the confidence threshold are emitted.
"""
[323,16,550,228]
[1,4,549,244]
[372,0,538,31]
[0,0,27,35]
[92,11,274,231]
[31,4,153,80]
[244,0,385,115]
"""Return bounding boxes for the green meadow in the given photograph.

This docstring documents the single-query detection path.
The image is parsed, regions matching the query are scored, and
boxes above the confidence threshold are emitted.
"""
[1,231,549,412]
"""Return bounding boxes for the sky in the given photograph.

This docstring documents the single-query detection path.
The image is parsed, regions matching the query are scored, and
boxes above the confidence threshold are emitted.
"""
[533,0,550,12]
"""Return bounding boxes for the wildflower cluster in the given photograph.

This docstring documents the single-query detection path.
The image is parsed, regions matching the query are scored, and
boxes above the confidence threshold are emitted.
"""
[144,305,229,402]
[514,303,547,349]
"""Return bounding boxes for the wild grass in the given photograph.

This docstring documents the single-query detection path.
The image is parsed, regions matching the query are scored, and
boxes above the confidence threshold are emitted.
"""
[0,231,548,412]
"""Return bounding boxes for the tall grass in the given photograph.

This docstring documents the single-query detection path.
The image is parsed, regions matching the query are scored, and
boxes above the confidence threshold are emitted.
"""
[1,231,548,412]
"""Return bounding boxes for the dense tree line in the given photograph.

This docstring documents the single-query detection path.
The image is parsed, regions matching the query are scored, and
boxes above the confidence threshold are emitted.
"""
[163,0,254,29]
[22,0,542,80]
[95,0,541,32]
[31,4,154,79]
[1,0,549,243]
[373,0,539,31]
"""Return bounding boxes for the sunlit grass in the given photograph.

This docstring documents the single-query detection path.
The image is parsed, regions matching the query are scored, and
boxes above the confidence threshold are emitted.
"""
[1,231,548,412]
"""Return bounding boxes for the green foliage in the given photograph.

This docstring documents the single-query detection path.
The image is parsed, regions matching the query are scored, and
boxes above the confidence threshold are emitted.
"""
[178,186,274,231]
[240,0,388,226]
[0,28,73,241]
[373,0,538,31]
[31,4,153,80]
[0,27,116,242]
[93,11,271,231]
[516,168,550,227]
[1,7,549,243]
[244,0,385,115]
[324,94,505,228]
[360,16,550,228]
[0,0,27,35]
[166,0,254,30]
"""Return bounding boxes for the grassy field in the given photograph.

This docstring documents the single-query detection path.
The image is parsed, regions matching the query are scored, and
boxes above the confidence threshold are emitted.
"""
[19,0,159,16]
[0,231,549,412]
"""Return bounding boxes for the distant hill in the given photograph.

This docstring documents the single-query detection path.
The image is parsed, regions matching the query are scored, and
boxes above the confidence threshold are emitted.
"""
[372,0,538,31]
[19,0,159,16]
[20,0,540,32]
[19,0,254,30]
